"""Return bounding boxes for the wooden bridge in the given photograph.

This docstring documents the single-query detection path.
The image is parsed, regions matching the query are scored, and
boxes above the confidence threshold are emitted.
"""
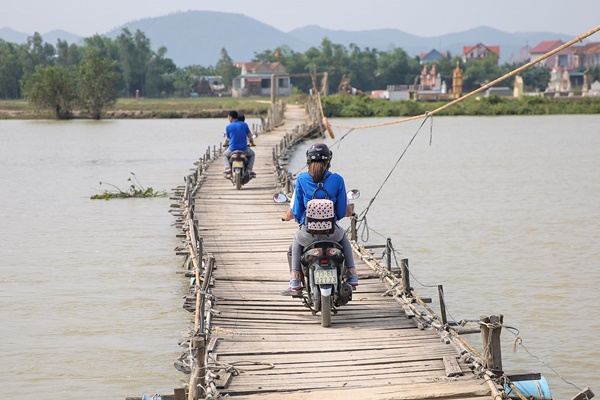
[170,104,504,400]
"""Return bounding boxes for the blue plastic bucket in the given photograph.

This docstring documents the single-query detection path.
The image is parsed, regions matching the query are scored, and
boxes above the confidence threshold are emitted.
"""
[504,376,552,399]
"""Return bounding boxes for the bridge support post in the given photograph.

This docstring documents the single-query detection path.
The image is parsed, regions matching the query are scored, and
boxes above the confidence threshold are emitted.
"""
[401,258,411,294]
[480,314,504,372]
[188,334,206,400]
[386,238,392,271]
[438,285,447,325]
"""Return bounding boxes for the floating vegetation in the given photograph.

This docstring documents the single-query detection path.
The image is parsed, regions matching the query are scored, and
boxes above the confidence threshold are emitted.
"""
[91,172,168,200]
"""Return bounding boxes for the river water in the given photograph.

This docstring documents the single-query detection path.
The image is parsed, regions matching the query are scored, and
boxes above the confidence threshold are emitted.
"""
[0,115,598,399]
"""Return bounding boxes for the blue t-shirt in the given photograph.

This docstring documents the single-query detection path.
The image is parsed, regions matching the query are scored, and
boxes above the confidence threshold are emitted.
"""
[292,171,347,225]
[226,120,251,151]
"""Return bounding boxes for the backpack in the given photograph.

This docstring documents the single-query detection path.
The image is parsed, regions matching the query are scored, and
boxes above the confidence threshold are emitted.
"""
[305,182,336,235]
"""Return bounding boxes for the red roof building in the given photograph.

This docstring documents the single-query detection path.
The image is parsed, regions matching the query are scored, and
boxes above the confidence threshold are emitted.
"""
[462,43,500,64]
[529,40,570,68]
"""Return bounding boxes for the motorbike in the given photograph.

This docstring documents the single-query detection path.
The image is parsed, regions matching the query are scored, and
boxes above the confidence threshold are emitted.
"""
[228,150,252,190]
[273,189,360,327]
[223,132,256,190]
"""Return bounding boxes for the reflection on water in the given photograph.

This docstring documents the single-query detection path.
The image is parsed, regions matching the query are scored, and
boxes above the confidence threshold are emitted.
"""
[0,116,598,399]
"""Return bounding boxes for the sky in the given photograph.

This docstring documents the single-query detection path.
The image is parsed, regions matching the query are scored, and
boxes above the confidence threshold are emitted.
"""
[1,0,599,38]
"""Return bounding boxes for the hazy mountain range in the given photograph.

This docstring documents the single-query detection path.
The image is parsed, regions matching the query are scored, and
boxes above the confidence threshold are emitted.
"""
[0,10,578,67]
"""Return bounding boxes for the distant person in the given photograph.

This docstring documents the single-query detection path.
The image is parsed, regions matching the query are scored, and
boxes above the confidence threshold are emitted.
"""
[223,110,255,179]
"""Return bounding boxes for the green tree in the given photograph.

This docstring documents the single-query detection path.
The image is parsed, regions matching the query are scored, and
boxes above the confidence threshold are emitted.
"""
[0,40,24,98]
[215,48,240,90]
[84,34,124,95]
[304,38,351,94]
[375,47,421,88]
[347,44,378,91]
[145,46,177,97]
[56,39,83,67]
[253,49,277,63]
[76,47,119,119]
[520,65,551,91]
[463,54,501,92]
[117,29,152,97]
[281,48,312,93]
[21,64,77,119]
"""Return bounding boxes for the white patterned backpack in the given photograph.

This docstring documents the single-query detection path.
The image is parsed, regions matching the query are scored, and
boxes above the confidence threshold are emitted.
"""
[305,183,336,235]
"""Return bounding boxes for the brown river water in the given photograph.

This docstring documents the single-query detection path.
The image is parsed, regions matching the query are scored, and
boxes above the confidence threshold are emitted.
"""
[1,115,598,399]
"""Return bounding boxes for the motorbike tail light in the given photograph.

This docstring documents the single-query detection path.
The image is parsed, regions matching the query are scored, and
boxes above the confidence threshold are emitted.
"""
[326,248,342,257]
[306,248,323,257]
[320,259,328,264]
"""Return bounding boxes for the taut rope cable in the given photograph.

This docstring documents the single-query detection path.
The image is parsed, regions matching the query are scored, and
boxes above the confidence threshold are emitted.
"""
[328,25,600,131]
[290,128,355,177]
[357,114,430,221]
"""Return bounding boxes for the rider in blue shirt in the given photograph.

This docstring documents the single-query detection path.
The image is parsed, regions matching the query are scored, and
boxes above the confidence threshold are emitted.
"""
[223,110,255,178]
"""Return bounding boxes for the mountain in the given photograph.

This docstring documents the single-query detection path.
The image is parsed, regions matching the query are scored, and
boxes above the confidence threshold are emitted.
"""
[43,29,84,45]
[0,27,83,45]
[287,25,577,64]
[0,27,29,43]
[103,11,311,67]
[0,11,579,66]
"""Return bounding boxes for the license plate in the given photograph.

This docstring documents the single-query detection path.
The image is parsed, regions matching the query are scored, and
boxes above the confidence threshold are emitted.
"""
[232,161,243,168]
[314,269,337,285]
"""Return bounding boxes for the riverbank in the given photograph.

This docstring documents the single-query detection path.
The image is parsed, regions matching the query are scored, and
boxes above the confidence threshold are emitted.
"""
[0,97,274,120]
[322,93,600,117]
[2,94,600,120]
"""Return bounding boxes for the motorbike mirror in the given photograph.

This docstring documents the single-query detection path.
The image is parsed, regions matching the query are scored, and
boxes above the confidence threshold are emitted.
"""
[273,193,288,203]
[347,189,360,200]
[252,133,258,139]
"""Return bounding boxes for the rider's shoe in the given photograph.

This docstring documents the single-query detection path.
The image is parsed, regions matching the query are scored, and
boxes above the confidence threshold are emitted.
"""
[290,271,302,291]
[281,287,303,297]
[346,267,359,287]
[248,169,256,178]
[224,169,232,179]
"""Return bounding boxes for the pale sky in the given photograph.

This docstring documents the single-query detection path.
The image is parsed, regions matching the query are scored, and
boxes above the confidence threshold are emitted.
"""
[2,0,599,38]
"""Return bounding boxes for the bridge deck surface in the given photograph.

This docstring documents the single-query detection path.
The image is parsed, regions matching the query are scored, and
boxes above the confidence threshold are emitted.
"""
[194,105,491,399]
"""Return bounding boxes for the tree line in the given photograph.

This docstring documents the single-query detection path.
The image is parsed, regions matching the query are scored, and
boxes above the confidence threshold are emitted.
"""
[2,29,597,119]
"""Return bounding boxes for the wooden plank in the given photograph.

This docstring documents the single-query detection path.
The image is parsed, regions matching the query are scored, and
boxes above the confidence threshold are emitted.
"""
[443,355,464,377]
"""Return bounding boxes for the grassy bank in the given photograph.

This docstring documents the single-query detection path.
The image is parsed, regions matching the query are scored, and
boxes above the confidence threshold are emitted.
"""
[322,94,600,117]
[2,94,600,120]
[0,97,274,120]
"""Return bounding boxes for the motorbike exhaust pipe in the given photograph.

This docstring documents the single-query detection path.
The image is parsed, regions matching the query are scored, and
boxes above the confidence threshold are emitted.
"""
[339,283,353,305]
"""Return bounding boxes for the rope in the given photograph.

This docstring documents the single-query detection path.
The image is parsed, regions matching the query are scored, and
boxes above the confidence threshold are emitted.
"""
[356,114,430,222]
[212,360,275,373]
[328,24,600,131]
[502,324,584,392]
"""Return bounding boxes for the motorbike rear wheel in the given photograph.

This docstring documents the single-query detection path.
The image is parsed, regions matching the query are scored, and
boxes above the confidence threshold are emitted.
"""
[321,295,332,327]
[234,170,242,190]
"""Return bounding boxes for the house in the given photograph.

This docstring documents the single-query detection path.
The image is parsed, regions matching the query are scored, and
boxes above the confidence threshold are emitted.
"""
[370,90,389,100]
[385,62,462,101]
[191,75,224,97]
[420,49,446,65]
[462,43,500,64]
[530,40,571,68]
[202,76,225,93]
[518,43,532,64]
[231,62,292,98]
[571,41,600,68]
